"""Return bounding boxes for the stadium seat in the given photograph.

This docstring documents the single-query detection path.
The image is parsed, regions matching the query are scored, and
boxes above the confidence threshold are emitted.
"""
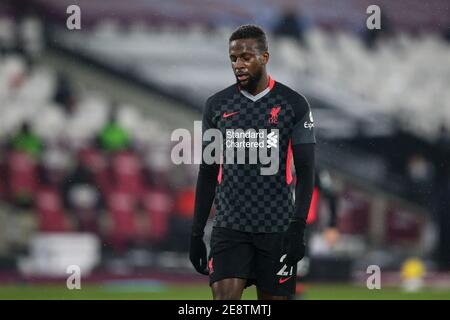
[141,187,173,244]
[106,188,139,252]
[35,186,68,232]
[6,150,39,205]
[110,150,144,197]
[337,189,370,235]
[78,147,111,195]
[32,104,67,144]
[385,207,423,246]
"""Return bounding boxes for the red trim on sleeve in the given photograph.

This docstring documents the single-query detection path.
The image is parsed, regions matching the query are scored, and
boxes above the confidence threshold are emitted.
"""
[286,139,293,185]
[217,163,223,184]
[306,187,319,225]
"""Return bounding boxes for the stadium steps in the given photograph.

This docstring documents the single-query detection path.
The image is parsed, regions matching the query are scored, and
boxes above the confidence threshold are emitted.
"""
[39,46,200,131]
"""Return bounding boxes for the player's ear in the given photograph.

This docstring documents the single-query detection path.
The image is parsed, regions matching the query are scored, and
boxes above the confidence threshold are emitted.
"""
[260,51,269,65]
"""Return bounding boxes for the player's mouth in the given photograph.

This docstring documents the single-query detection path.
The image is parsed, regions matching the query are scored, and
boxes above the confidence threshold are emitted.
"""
[236,73,250,82]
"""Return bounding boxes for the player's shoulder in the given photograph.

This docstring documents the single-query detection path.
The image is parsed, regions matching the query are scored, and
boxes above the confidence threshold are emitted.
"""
[275,81,310,107]
[274,81,311,118]
[205,83,238,108]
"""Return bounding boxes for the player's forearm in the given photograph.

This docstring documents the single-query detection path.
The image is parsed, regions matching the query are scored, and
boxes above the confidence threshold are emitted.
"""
[191,163,219,236]
[292,143,315,224]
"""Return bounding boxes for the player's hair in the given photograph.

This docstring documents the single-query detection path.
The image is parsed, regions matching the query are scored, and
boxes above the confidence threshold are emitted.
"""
[229,24,268,53]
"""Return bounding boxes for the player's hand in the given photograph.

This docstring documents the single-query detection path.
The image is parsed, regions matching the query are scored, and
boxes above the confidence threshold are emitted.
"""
[324,227,339,247]
[189,235,209,275]
[282,219,306,267]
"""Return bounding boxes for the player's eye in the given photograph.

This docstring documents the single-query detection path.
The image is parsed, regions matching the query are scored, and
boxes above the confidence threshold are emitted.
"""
[230,56,237,62]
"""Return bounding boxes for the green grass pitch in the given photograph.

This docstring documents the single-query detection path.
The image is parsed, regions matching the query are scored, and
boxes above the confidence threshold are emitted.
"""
[1,283,450,300]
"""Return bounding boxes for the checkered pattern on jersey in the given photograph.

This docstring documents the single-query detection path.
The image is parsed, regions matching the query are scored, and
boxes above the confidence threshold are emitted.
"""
[211,90,296,233]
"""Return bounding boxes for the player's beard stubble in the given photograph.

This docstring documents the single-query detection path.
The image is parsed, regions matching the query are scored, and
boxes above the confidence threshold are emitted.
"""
[237,68,263,93]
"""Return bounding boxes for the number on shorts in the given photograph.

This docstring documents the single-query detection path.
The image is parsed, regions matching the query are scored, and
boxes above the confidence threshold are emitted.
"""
[276,254,294,276]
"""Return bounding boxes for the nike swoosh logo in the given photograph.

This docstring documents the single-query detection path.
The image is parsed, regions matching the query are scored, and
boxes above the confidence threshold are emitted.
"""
[279,276,292,284]
[223,111,239,118]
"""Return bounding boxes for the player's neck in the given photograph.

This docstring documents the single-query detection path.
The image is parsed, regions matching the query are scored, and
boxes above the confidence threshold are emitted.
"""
[249,71,269,96]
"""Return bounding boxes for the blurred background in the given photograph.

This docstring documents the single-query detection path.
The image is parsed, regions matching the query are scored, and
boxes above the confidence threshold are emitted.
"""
[0,0,449,299]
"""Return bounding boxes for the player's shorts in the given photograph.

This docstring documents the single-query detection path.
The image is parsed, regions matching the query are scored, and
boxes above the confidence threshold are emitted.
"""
[208,226,297,297]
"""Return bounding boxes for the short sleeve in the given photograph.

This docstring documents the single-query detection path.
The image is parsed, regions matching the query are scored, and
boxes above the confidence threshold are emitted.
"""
[291,94,316,145]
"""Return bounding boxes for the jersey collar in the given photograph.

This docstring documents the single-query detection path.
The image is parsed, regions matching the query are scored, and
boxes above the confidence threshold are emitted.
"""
[239,75,275,102]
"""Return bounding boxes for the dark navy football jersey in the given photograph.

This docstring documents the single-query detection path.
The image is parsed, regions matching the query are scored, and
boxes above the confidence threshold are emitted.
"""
[202,76,315,233]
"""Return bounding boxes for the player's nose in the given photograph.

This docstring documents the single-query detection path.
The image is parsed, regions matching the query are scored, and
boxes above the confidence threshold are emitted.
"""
[234,57,246,70]
[235,66,248,76]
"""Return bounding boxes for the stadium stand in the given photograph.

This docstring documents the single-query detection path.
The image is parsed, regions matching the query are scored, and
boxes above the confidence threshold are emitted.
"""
[0,0,448,278]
